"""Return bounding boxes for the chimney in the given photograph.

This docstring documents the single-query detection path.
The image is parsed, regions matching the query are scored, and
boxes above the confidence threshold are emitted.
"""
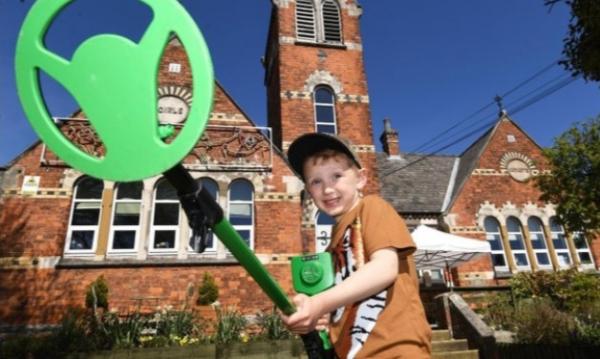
[380,118,400,157]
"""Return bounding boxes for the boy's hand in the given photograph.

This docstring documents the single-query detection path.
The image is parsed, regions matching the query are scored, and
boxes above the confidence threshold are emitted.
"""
[281,294,324,335]
[316,313,330,332]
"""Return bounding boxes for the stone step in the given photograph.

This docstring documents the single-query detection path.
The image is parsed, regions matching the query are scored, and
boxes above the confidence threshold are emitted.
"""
[432,339,469,352]
[432,329,451,341]
[432,349,479,359]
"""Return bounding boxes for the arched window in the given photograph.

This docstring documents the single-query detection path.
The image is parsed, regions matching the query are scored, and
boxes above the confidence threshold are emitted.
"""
[549,217,572,268]
[228,179,254,248]
[295,0,342,44]
[314,86,337,134]
[150,178,180,253]
[296,0,316,41]
[189,177,219,252]
[322,0,342,42]
[315,211,335,253]
[484,217,508,272]
[506,217,530,270]
[527,217,552,269]
[109,182,143,253]
[65,177,103,255]
[572,232,595,269]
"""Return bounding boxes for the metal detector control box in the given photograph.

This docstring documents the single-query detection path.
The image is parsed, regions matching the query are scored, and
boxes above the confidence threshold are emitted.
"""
[291,252,335,296]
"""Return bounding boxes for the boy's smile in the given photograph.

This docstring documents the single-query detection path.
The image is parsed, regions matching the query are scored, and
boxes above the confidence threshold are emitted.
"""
[304,156,366,219]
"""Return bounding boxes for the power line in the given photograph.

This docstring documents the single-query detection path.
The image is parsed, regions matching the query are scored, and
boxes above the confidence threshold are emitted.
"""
[509,75,581,115]
[408,60,559,154]
[417,72,576,155]
[382,117,498,177]
[381,65,580,178]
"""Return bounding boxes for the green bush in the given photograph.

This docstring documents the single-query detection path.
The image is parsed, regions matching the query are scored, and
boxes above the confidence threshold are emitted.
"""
[197,272,219,305]
[97,311,148,349]
[480,292,515,331]
[574,300,600,345]
[154,307,199,340]
[85,275,109,310]
[482,270,600,345]
[512,298,577,344]
[510,269,600,314]
[0,308,98,358]
[255,307,292,340]
[214,307,248,344]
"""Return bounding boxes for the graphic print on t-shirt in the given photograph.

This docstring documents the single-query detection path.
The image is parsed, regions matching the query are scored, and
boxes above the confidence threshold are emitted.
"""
[330,219,387,359]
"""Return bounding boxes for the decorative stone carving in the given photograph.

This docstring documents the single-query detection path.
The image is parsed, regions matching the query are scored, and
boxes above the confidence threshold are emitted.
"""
[304,70,343,94]
[187,126,272,169]
[500,152,536,182]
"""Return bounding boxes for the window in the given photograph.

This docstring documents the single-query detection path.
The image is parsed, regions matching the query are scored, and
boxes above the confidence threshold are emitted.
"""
[189,177,219,252]
[572,232,595,269]
[109,182,143,254]
[65,177,103,255]
[506,217,530,270]
[321,0,342,42]
[295,0,342,44]
[527,217,552,269]
[296,0,316,41]
[484,217,508,272]
[150,178,180,254]
[314,86,337,134]
[228,179,254,249]
[315,211,335,253]
[549,217,572,268]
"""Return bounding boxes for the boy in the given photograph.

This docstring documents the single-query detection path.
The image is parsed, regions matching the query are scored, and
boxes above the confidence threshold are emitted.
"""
[284,133,432,358]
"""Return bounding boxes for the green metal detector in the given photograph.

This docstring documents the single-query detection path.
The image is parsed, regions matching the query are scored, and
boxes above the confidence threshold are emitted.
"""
[15,1,332,357]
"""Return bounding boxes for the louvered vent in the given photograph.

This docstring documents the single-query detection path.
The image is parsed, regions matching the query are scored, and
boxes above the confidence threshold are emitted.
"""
[322,0,342,43]
[296,0,316,41]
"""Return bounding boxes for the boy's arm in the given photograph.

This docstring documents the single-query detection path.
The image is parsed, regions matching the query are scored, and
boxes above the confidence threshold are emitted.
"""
[282,247,398,334]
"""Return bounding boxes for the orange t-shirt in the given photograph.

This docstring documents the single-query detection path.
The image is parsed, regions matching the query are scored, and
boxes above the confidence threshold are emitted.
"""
[327,195,432,358]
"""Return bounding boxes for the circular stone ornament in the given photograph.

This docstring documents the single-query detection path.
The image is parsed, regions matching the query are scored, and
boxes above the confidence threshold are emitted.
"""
[15,0,214,181]
[500,152,535,182]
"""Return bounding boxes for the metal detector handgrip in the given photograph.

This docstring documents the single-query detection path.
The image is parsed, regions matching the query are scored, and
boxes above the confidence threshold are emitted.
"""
[163,164,332,358]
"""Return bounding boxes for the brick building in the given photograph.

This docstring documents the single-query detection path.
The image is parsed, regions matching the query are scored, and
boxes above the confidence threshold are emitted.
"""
[1,0,598,331]
[379,113,600,286]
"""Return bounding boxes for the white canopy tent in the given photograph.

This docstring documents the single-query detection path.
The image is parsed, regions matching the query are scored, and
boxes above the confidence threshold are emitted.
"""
[411,225,491,268]
[411,225,492,289]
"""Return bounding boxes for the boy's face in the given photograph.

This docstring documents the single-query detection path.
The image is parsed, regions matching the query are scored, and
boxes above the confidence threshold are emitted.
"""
[303,154,366,220]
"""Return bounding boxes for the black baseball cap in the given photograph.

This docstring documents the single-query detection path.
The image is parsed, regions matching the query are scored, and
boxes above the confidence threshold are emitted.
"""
[287,133,362,180]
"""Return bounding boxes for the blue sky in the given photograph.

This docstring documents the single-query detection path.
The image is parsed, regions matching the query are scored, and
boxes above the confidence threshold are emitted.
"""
[1,0,599,166]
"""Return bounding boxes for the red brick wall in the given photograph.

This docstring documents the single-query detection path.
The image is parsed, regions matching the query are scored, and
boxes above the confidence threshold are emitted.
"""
[448,118,599,283]
[266,1,379,195]
[0,38,305,327]
[451,120,550,227]
[0,264,297,325]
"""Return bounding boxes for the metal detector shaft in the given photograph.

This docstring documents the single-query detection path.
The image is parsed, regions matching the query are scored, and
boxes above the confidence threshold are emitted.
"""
[163,164,295,314]
[164,164,333,358]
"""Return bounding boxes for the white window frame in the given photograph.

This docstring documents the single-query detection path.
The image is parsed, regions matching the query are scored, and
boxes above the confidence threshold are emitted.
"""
[149,179,180,255]
[227,179,254,250]
[313,85,337,134]
[188,177,219,253]
[549,217,572,268]
[527,217,552,270]
[506,217,531,271]
[108,182,143,255]
[484,217,509,272]
[572,231,595,269]
[64,177,103,256]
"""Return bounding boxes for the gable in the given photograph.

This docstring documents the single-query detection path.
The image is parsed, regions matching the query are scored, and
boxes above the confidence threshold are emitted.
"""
[447,116,550,215]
